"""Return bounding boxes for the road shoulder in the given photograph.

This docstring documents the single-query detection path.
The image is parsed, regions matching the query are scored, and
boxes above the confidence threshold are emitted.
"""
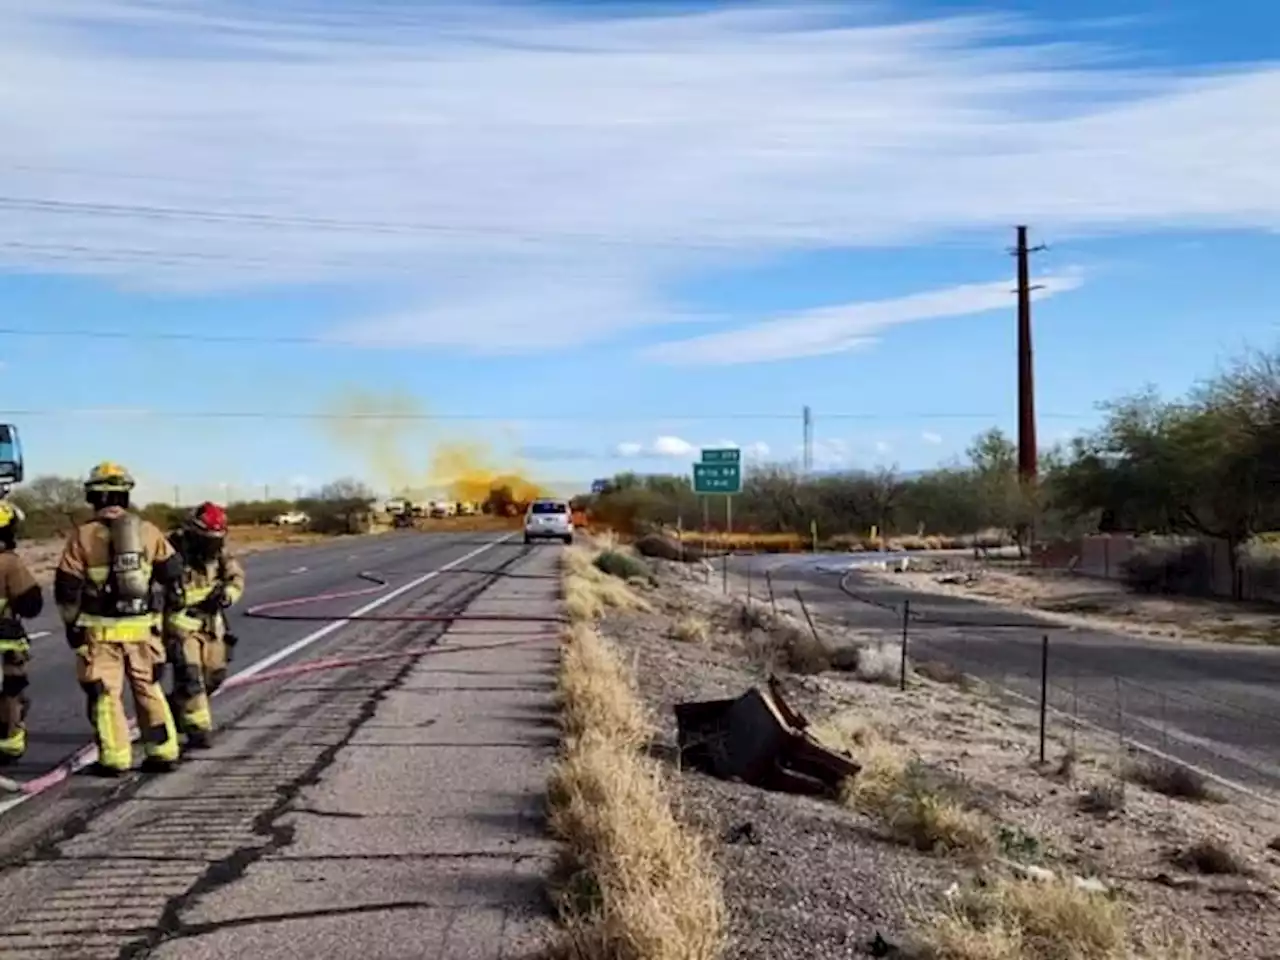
[0,545,562,960]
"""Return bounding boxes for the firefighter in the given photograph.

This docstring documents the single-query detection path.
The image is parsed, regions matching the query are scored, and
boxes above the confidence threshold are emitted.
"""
[54,462,185,776]
[0,501,42,764]
[164,502,243,748]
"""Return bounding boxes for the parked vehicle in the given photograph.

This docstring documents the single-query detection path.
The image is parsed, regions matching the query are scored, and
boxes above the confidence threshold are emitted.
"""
[523,499,573,545]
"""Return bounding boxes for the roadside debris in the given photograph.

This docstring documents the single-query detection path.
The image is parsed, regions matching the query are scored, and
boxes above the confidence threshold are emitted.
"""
[674,677,860,798]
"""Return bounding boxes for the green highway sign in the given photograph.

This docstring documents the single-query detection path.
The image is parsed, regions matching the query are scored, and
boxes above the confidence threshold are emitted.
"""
[693,462,741,495]
[700,447,740,465]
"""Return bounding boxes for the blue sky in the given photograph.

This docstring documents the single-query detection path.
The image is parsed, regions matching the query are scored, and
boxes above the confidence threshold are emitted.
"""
[0,0,1277,503]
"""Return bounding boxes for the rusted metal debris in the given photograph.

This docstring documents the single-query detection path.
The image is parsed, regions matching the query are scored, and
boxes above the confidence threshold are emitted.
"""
[674,677,860,798]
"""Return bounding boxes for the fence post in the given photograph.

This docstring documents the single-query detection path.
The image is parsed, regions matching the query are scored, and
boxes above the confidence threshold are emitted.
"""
[795,587,821,645]
[765,569,777,616]
[1038,634,1049,765]
[899,599,910,691]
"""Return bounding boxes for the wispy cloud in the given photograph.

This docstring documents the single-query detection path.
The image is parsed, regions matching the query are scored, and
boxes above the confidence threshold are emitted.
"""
[615,436,770,459]
[921,431,943,444]
[643,273,1083,365]
[0,2,1276,352]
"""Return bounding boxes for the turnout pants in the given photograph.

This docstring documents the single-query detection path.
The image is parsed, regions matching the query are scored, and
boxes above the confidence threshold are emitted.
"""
[170,632,228,734]
[76,638,180,770]
[0,642,30,762]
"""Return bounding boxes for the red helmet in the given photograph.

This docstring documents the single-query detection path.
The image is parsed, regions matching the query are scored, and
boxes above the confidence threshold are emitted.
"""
[186,502,228,539]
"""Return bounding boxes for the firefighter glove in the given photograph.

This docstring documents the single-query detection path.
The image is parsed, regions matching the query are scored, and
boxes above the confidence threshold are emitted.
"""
[197,584,227,613]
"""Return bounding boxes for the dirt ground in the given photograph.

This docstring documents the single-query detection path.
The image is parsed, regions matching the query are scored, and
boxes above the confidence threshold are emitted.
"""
[874,561,1280,646]
[597,551,1280,958]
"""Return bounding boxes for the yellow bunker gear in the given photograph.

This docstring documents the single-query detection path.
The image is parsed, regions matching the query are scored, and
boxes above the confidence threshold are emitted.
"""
[0,514,43,763]
[55,500,185,773]
[165,541,244,739]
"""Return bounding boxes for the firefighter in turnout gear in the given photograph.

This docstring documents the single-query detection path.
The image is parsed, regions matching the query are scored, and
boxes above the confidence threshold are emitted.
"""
[164,502,244,749]
[54,463,185,776]
[0,501,43,764]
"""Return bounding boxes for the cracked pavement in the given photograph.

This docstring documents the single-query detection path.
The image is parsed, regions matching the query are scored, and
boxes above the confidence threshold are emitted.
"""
[0,543,562,959]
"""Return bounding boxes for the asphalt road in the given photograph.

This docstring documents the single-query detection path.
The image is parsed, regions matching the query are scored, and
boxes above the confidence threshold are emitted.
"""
[10,530,515,783]
[734,554,1280,793]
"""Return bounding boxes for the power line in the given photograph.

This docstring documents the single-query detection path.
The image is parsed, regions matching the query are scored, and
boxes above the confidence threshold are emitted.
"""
[0,408,1097,422]
[0,325,332,346]
[0,194,806,250]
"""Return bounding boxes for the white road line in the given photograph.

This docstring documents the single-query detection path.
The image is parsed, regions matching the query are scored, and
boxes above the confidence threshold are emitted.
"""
[28,631,49,641]
[227,533,511,684]
[289,566,308,574]
[0,533,513,813]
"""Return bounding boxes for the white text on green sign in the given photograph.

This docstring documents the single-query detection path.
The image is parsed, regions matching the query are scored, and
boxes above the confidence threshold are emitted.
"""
[693,462,741,494]
[700,447,740,464]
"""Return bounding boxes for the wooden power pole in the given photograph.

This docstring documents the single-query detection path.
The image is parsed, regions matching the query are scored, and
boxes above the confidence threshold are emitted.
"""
[1013,226,1045,484]
[802,405,813,474]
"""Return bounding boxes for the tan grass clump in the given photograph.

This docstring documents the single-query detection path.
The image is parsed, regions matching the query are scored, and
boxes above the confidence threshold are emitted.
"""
[671,615,711,644]
[549,569,726,960]
[563,544,651,622]
[548,737,726,960]
[912,875,1131,960]
[842,742,992,856]
[558,623,654,751]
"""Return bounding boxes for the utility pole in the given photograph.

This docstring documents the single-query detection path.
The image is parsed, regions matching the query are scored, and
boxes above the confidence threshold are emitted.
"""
[1012,226,1045,484]
[802,405,813,474]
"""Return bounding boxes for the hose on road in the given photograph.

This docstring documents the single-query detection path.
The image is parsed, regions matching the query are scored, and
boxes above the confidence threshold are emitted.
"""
[243,566,564,625]
[4,545,564,800]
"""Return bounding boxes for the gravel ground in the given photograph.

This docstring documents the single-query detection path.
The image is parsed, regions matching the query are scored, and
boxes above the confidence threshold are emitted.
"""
[599,555,1280,959]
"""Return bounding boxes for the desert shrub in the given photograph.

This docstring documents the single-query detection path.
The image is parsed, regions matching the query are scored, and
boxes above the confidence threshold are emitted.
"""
[594,549,651,582]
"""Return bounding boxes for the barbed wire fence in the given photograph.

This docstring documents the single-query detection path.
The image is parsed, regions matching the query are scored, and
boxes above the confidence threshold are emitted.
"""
[698,546,1280,823]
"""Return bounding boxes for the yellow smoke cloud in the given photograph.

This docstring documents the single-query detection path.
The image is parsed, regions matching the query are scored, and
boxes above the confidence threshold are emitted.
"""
[320,388,551,504]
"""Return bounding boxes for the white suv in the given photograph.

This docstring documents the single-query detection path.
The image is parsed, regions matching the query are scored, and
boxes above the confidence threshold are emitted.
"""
[524,499,573,545]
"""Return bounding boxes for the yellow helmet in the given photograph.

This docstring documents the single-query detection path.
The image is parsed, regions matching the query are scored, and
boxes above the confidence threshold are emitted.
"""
[0,500,17,530]
[85,461,136,493]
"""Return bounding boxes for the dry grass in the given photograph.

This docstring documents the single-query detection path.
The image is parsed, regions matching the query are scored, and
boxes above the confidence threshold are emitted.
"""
[1168,838,1251,876]
[671,615,711,644]
[547,735,727,960]
[912,875,1131,960]
[1123,758,1217,803]
[549,556,727,960]
[850,641,901,685]
[227,524,331,546]
[841,738,992,856]
[558,622,654,751]
[564,543,652,622]
[734,600,834,674]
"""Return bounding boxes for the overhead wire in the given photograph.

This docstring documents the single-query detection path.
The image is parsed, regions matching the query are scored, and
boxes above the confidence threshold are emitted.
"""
[0,407,1096,422]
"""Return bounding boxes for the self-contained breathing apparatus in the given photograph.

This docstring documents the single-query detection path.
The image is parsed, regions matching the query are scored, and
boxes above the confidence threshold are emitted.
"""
[81,462,169,625]
[104,511,152,618]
